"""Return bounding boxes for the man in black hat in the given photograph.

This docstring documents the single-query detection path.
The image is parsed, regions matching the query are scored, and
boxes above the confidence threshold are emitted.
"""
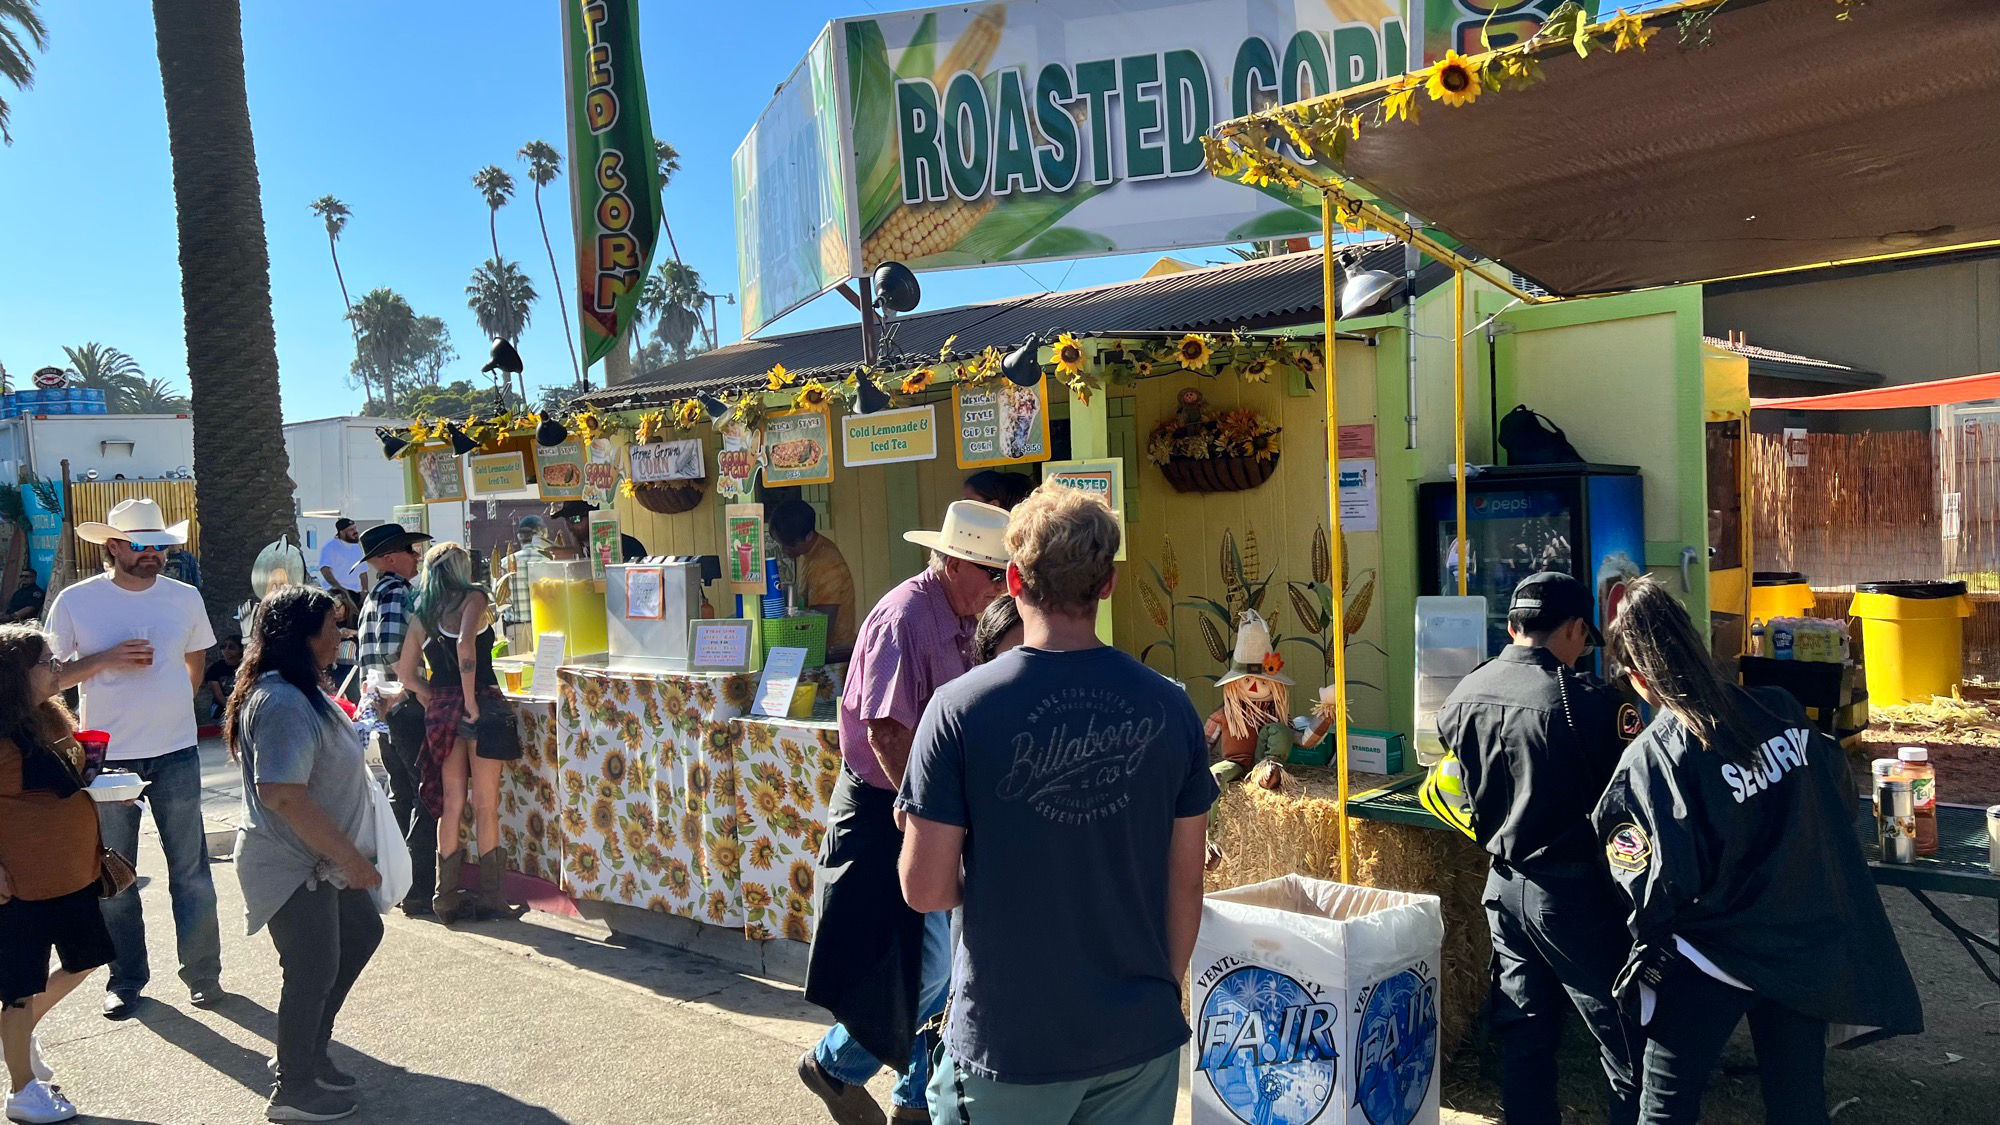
[546,500,647,563]
[1436,571,1642,1125]
[356,522,435,914]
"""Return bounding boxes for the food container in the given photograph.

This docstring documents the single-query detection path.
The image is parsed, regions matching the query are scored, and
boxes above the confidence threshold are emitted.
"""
[86,771,148,804]
[527,558,608,660]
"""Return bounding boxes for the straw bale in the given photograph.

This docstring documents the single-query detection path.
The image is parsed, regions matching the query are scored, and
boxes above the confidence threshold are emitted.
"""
[1205,769,1493,1052]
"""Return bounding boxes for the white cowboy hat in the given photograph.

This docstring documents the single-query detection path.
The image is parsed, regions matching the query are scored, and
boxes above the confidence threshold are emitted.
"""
[903,500,1010,570]
[76,497,190,547]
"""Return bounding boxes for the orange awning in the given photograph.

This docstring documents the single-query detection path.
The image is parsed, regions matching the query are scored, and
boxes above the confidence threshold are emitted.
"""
[1755,371,2000,411]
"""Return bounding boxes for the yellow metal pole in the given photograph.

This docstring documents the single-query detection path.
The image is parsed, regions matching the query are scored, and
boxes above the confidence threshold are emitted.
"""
[1454,267,1469,597]
[1321,196,1353,885]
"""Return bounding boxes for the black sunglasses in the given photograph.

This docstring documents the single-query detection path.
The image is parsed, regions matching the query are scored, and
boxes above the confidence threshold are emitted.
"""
[973,562,1006,584]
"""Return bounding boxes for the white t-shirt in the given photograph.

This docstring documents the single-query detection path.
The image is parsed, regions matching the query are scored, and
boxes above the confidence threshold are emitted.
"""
[318,538,365,593]
[48,573,217,761]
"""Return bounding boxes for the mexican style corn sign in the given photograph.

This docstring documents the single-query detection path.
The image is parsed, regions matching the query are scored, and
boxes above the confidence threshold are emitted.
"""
[734,0,1585,336]
[564,0,665,366]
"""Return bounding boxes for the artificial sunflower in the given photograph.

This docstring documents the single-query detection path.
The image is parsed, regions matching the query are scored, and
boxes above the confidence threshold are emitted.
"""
[794,380,830,410]
[1425,50,1481,108]
[1134,358,1154,377]
[1176,333,1214,371]
[619,479,637,498]
[901,368,934,395]
[671,398,704,430]
[1053,332,1085,376]
[635,409,665,444]
[765,363,795,391]
[1240,357,1271,384]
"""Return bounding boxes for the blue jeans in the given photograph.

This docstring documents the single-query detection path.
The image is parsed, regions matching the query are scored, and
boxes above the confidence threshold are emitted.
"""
[815,909,951,1109]
[96,746,223,995]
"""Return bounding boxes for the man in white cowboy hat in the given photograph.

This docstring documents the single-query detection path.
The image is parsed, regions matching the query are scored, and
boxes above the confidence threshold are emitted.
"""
[47,497,223,1019]
[799,500,1011,1125]
[898,485,1215,1123]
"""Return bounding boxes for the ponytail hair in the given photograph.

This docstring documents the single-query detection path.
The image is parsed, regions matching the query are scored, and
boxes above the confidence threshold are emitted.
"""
[1605,575,1758,768]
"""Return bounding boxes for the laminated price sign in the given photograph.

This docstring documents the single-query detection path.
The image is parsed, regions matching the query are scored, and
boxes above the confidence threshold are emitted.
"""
[954,378,1049,469]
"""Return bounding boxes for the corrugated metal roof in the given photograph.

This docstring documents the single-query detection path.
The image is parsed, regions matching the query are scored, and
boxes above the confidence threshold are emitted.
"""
[1704,335,1880,388]
[580,241,1425,408]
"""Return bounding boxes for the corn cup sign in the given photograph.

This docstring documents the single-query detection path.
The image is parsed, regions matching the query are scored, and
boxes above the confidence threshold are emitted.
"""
[733,0,1582,336]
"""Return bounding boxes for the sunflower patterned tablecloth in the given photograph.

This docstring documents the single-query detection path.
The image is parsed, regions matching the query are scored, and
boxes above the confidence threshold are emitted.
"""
[730,717,842,943]
[555,666,758,927]
[497,697,565,886]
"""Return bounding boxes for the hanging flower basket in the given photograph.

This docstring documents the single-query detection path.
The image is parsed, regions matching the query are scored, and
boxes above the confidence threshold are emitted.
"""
[1159,453,1281,494]
[631,477,708,515]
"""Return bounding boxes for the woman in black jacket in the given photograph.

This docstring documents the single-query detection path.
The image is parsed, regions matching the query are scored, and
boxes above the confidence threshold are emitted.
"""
[1592,577,1920,1125]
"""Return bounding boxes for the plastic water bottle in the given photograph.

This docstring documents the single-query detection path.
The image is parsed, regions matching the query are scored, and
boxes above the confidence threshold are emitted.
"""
[1770,617,1795,661]
[1748,618,1766,657]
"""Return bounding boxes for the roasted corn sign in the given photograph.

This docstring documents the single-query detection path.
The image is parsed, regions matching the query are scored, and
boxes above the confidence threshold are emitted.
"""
[564,0,664,366]
[735,0,1582,336]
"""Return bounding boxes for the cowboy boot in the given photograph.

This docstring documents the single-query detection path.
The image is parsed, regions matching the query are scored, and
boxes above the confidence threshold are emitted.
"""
[432,850,469,923]
[475,848,527,921]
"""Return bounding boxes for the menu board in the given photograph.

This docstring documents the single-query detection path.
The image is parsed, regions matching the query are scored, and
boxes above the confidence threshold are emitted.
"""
[752,646,808,718]
[954,377,1050,468]
[841,404,937,468]
[469,452,528,496]
[724,503,766,594]
[761,405,833,486]
[587,511,621,581]
[391,504,426,534]
[1043,457,1127,560]
[716,421,760,498]
[416,446,464,502]
[689,619,754,673]
[535,438,587,500]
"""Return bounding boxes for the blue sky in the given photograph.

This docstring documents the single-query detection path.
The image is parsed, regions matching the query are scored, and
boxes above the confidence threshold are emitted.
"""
[0,0,1197,423]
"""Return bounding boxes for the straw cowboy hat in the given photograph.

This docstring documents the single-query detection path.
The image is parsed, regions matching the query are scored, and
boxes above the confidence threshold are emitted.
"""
[902,500,1010,570]
[1215,610,1294,687]
[76,498,189,547]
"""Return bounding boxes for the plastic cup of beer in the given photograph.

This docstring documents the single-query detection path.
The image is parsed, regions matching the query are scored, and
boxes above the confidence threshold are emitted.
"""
[130,627,154,667]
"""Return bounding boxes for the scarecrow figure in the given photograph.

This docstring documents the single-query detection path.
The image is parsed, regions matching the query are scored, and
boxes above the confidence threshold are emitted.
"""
[1207,610,1299,786]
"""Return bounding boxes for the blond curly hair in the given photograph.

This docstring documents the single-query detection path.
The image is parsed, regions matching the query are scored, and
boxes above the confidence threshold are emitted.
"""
[1003,485,1120,616]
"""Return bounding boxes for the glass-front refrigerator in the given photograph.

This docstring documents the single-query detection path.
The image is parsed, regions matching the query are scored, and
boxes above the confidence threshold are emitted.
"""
[1417,465,1645,669]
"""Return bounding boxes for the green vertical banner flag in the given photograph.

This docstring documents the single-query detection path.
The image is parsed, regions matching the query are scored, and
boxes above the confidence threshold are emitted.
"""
[564,0,664,367]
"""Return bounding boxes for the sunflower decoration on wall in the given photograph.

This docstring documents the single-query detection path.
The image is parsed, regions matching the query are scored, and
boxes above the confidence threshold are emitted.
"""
[765,364,795,392]
[1176,333,1214,372]
[900,367,935,396]
[1426,49,1481,107]
[1239,355,1272,384]
[670,398,705,431]
[1053,333,1086,376]
[635,410,667,445]
[793,380,831,410]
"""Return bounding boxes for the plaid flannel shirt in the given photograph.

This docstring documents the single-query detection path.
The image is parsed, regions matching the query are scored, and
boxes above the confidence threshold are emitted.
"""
[356,571,411,677]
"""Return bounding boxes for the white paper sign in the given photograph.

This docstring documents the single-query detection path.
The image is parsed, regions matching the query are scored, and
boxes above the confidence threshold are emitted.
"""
[1784,427,1809,468]
[1338,458,1378,532]
[529,632,567,698]
[1943,492,1962,541]
[752,646,808,718]
[629,439,705,482]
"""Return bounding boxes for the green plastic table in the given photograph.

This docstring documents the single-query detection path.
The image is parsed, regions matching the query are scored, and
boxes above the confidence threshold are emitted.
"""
[1343,778,1999,984]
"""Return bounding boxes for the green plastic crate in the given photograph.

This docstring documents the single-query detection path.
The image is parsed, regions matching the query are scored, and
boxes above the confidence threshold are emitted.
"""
[755,612,829,669]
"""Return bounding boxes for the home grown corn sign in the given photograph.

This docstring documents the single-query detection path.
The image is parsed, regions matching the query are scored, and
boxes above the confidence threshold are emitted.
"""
[734,0,1586,335]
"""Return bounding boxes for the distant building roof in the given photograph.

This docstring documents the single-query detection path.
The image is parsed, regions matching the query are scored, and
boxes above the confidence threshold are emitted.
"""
[1705,335,1881,388]
[579,241,1436,409]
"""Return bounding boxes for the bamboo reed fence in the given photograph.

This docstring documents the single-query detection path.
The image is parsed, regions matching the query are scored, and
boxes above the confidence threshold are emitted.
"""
[1750,430,1942,589]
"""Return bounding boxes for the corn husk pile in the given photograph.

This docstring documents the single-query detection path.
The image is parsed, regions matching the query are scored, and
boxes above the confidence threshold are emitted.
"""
[1206,769,1493,1052]
[1865,695,2000,749]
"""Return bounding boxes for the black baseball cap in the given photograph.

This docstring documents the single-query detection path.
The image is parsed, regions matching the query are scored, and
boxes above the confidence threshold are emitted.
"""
[1509,571,1602,645]
[334,517,356,531]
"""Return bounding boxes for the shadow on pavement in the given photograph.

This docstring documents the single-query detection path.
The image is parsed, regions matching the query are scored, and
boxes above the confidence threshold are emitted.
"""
[133,997,273,1096]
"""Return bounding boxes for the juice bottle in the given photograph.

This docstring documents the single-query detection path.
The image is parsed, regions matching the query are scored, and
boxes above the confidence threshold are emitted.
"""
[1897,746,1937,856]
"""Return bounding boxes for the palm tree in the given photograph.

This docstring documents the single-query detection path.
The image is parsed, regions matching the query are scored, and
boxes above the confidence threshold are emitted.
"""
[347,287,416,408]
[467,258,536,401]
[125,376,193,413]
[638,261,705,363]
[471,164,515,266]
[307,194,377,410]
[518,139,582,390]
[62,343,145,411]
[151,0,297,630]
[0,0,48,145]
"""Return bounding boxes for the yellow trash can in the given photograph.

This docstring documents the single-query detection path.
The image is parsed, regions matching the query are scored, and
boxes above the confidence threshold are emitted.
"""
[1750,571,1816,623]
[1850,580,1972,706]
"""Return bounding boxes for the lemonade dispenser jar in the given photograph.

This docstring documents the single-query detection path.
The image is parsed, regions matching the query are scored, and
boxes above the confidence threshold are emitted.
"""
[527,558,609,660]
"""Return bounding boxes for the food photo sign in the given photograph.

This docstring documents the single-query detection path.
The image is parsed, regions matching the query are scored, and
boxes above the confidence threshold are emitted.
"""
[762,405,834,486]
[535,439,587,500]
[717,421,762,498]
[955,377,1050,468]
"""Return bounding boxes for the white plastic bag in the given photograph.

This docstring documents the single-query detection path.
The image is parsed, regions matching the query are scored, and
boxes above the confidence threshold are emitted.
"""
[364,771,411,913]
[1190,875,1445,1125]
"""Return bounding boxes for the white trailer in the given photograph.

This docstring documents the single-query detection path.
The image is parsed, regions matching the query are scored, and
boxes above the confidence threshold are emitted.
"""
[281,415,410,555]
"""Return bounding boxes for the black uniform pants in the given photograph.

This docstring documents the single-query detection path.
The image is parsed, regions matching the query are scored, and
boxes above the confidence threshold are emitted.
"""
[1484,862,1640,1125]
[381,696,437,902]
[1639,955,1828,1125]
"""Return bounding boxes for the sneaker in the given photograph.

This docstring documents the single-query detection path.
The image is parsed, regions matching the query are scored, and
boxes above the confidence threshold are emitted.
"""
[267,1058,359,1091]
[100,990,140,1020]
[188,981,226,1008]
[264,1085,355,1122]
[4,1080,77,1124]
[795,1052,886,1125]
[26,1035,51,1083]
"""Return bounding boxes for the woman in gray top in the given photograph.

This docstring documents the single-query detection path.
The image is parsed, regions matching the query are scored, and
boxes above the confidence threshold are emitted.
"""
[227,587,381,1123]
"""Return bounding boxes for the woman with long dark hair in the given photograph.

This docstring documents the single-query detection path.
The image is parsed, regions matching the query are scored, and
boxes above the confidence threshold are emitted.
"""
[1593,577,1921,1124]
[0,624,114,1124]
[395,543,520,923]
[227,587,381,1123]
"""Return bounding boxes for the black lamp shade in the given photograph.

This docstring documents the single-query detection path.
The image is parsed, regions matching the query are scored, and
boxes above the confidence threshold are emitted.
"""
[855,374,892,415]
[871,261,922,314]
[481,338,524,376]
[376,427,409,459]
[535,414,568,446]
[1001,339,1043,387]
[443,422,479,456]
[698,393,730,420]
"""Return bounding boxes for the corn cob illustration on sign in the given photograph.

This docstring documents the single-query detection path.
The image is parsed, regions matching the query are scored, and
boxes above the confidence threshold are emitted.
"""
[736,0,1589,337]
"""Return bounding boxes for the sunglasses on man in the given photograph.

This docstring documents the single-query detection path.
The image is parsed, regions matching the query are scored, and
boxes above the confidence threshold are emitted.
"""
[111,540,168,553]
[973,562,1006,584]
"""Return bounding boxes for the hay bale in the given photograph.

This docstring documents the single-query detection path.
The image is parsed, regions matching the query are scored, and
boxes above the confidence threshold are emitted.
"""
[1206,770,1493,1052]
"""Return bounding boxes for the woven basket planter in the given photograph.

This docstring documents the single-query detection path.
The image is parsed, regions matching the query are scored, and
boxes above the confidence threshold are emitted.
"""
[1158,453,1280,494]
[631,478,708,515]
